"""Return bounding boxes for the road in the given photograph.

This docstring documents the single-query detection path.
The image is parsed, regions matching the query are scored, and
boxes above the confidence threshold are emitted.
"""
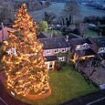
[91,98,105,105]
[61,90,105,105]
[0,82,30,105]
[0,98,8,105]
[87,97,105,105]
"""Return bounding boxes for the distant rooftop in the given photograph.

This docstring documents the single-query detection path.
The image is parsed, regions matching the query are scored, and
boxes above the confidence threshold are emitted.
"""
[0,27,13,42]
[67,33,81,40]
[91,37,105,47]
[69,38,92,47]
[76,49,96,57]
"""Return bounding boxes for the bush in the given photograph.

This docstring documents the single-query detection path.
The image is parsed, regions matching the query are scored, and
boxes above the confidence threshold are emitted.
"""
[39,21,48,32]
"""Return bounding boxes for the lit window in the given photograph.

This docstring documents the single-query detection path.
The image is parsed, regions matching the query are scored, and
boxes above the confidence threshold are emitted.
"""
[58,57,65,61]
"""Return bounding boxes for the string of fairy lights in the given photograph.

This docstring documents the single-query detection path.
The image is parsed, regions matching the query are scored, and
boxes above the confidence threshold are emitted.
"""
[2,4,50,97]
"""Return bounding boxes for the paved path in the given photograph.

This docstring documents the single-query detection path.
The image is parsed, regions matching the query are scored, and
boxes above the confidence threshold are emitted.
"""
[61,90,105,105]
[0,98,8,105]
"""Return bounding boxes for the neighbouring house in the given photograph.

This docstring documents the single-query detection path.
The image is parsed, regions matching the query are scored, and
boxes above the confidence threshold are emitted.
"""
[77,37,105,89]
[39,32,81,70]
[89,37,105,65]
[68,38,96,63]
[0,26,13,42]
[39,36,70,70]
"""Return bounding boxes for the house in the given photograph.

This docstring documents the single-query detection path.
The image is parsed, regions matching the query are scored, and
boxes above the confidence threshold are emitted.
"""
[39,36,70,70]
[39,32,82,70]
[89,37,105,60]
[0,26,13,42]
[39,36,70,58]
[39,32,81,70]
[68,38,96,63]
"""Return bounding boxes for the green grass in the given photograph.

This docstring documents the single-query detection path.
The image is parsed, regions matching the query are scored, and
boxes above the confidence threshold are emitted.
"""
[84,29,98,38]
[21,65,98,105]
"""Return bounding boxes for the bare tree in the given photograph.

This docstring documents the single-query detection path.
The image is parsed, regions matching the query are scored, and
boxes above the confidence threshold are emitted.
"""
[28,0,42,11]
[0,2,14,26]
[63,0,81,23]
[44,12,56,24]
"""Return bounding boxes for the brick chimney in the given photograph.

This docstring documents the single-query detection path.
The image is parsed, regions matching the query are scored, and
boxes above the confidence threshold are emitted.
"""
[65,35,69,42]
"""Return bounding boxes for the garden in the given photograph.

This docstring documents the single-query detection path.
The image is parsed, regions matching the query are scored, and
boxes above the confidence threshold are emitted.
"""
[20,65,98,105]
[0,4,99,105]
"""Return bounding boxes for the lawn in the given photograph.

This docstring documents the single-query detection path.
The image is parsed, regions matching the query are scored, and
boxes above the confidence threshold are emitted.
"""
[84,29,98,38]
[21,65,98,105]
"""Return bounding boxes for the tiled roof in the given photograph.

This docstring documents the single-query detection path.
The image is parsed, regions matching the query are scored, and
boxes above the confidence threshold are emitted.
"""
[72,38,92,45]
[69,38,92,49]
[90,37,105,47]
[67,33,82,40]
[84,49,96,56]
[37,32,47,38]
[76,49,96,57]
[39,36,69,49]
[99,53,105,59]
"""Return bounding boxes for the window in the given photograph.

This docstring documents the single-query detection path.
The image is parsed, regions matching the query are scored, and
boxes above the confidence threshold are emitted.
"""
[49,64,52,68]
[55,49,58,53]
[46,50,51,54]
[62,49,66,52]
[58,57,65,62]
[49,64,53,70]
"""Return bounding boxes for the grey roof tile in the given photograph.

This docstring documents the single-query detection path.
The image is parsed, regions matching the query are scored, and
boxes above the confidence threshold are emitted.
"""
[39,37,69,49]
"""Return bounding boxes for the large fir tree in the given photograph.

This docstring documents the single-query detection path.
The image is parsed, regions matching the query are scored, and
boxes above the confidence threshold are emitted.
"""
[1,4,51,98]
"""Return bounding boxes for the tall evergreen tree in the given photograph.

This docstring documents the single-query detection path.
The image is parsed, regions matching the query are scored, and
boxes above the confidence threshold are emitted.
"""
[1,4,51,99]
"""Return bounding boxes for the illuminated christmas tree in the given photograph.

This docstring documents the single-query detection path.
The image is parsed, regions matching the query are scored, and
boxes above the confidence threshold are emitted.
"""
[2,4,51,100]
